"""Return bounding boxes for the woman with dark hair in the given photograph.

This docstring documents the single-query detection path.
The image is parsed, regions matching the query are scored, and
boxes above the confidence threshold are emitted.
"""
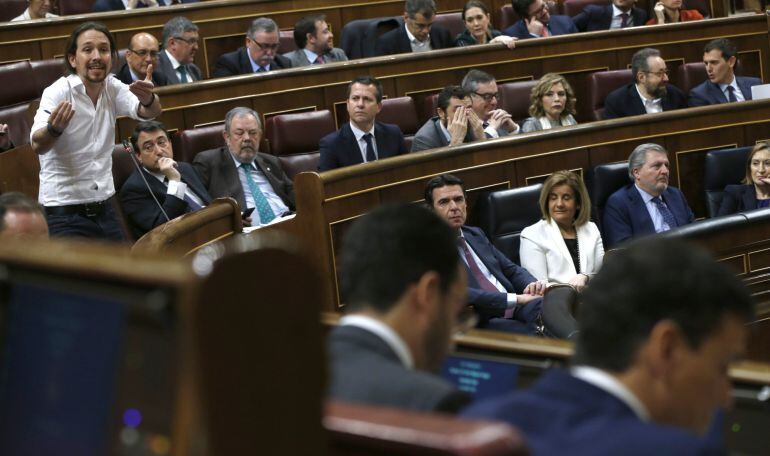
[646,0,704,24]
[521,73,578,133]
[520,171,604,291]
[717,142,770,215]
[455,0,516,48]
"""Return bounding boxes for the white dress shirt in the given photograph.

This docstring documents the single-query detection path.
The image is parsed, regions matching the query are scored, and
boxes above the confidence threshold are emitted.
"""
[11,9,58,21]
[230,154,289,222]
[635,184,671,233]
[572,366,650,421]
[610,4,634,29]
[405,25,432,53]
[32,74,143,206]
[146,169,205,208]
[349,121,379,163]
[719,76,745,102]
[164,50,193,82]
[635,83,663,114]
[339,315,414,369]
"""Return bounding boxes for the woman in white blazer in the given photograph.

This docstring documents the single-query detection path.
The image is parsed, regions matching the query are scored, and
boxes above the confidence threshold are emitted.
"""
[520,170,604,291]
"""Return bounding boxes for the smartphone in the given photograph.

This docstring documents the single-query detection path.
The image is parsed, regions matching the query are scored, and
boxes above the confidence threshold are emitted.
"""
[242,207,255,219]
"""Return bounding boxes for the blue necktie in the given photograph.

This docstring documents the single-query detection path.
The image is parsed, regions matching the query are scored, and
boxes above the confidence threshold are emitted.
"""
[240,163,275,224]
[726,86,738,102]
[652,197,677,230]
[363,133,376,162]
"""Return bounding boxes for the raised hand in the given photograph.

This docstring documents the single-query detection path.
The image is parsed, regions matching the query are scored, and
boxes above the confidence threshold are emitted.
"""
[447,105,469,145]
[48,101,75,135]
[157,156,181,181]
[466,108,485,140]
[525,17,545,36]
[129,63,156,106]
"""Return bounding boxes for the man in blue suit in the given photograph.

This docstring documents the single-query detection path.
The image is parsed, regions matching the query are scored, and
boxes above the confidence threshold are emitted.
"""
[319,76,407,171]
[462,237,753,455]
[504,0,577,39]
[425,174,545,334]
[572,0,648,32]
[603,143,694,248]
[688,38,762,107]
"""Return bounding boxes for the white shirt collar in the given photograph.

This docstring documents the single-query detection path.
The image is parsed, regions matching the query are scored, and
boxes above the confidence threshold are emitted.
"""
[349,121,375,140]
[634,183,661,203]
[612,3,630,16]
[164,50,182,70]
[230,150,254,168]
[404,24,429,44]
[438,119,452,142]
[718,75,738,92]
[571,366,650,421]
[339,314,414,368]
[303,48,320,63]
[634,83,661,105]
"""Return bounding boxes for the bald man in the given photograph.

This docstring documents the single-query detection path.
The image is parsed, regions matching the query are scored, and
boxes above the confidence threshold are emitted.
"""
[116,32,169,87]
[0,193,49,240]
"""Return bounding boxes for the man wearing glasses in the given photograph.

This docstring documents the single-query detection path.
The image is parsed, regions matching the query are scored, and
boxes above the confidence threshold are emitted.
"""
[374,0,454,56]
[603,47,686,119]
[116,33,169,87]
[213,17,293,77]
[158,16,202,85]
[504,0,577,39]
[461,69,520,138]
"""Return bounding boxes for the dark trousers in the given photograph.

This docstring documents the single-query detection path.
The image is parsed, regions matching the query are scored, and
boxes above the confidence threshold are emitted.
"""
[477,297,543,335]
[46,200,126,241]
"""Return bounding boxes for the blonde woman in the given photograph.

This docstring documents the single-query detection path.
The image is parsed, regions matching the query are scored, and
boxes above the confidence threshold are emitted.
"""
[521,73,577,133]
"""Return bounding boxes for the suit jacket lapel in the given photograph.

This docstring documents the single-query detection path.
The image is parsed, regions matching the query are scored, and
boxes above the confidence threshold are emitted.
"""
[253,154,285,201]
[220,147,246,208]
[602,6,613,28]
[628,186,656,233]
[737,77,753,100]
[462,227,511,289]
[343,124,364,165]
[546,219,574,272]
[432,119,450,147]
[706,81,728,103]
[398,26,411,53]
[179,166,211,205]
[160,53,180,84]
[629,85,646,115]
[743,186,757,210]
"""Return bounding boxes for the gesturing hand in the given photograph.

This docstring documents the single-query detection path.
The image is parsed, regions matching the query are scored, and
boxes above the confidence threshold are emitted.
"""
[129,63,156,106]
[525,17,545,36]
[48,101,75,135]
[447,106,469,145]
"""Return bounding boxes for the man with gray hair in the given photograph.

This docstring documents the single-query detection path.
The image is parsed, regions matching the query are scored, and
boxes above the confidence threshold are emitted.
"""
[603,48,686,119]
[375,0,454,56]
[158,16,202,84]
[0,192,48,240]
[461,69,519,138]
[602,143,693,248]
[193,107,295,225]
[213,17,293,77]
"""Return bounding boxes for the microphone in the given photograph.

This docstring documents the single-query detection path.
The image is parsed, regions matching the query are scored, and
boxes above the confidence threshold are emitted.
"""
[122,139,170,223]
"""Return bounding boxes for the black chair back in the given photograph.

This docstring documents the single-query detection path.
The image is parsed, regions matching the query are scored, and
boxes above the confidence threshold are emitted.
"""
[475,184,543,264]
[591,162,630,234]
[703,146,753,217]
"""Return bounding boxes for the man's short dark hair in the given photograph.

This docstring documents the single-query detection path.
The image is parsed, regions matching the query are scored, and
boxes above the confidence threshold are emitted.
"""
[704,38,737,61]
[631,47,661,81]
[405,0,437,19]
[294,14,325,49]
[437,85,469,112]
[573,238,754,372]
[0,192,44,232]
[130,120,169,153]
[461,69,496,93]
[347,76,383,103]
[340,203,460,313]
[512,0,537,18]
[64,22,117,74]
[424,174,465,206]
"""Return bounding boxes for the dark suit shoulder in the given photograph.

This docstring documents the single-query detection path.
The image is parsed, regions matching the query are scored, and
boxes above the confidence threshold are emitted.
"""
[273,54,293,69]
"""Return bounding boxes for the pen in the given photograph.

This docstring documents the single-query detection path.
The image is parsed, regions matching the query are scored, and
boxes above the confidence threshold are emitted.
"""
[44,110,51,114]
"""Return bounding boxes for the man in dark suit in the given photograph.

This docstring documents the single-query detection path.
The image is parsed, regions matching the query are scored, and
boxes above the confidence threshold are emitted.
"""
[318,76,407,171]
[282,14,348,67]
[158,17,202,84]
[374,0,454,56]
[426,174,545,334]
[504,0,577,39]
[604,48,687,119]
[115,33,169,87]
[412,86,483,152]
[93,0,197,12]
[463,237,753,454]
[193,107,294,226]
[603,143,694,248]
[120,121,212,239]
[327,203,472,413]
[689,38,762,107]
[212,17,292,77]
[461,69,520,137]
[572,0,648,32]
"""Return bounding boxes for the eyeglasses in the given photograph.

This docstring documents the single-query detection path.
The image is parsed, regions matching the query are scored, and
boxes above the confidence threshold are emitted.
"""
[173,36,199,46]
[473,91,501,102]
[129,48,160,58]
[529,2,548,16]
[644,69,670,78]
[140,137,169,153]
[249,38,280,51]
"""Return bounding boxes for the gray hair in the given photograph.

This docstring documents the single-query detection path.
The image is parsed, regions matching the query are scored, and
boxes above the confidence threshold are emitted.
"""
[248,17,278,38]
[405,0,437,18]
[224,107,262,133]
[628,143,667,179]
[461,69,496,93]
[631,47,661,81]
[162,16,198,47]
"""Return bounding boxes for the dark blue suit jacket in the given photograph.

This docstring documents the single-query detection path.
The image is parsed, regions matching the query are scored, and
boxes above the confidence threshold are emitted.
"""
[503,15,577,39]
[687,76,763,107]
[603,184,694,249]
[374,23,454,56]
[717,184,759,216]
[318,121,407,171]
[92,0,196,12]
[461,226,537,320]
[603,83,688,119]
[461,369,720,455]
[119,162,212,240]
[211,47,292,78]
[572,4,648,32]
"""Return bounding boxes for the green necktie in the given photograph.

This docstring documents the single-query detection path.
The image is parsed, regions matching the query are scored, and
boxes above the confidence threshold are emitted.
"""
[240,163,275,224]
